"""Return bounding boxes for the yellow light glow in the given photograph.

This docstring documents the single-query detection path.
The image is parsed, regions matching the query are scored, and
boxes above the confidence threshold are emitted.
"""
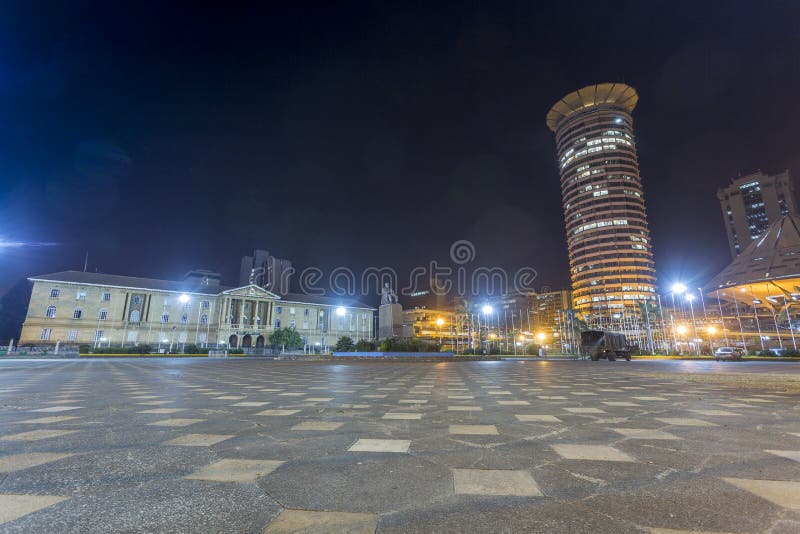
[676,325,687,335]
[435,318,444,326]
[706,326,717,335]
[536,332,546,342]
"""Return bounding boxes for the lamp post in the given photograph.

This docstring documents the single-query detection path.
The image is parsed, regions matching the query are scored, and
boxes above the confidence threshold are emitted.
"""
[676,324,687,353]
[706,325,717,354]
[435,317,444,346]
[686,293,699,355]
[481,305,493,353]
[178,294,190,353]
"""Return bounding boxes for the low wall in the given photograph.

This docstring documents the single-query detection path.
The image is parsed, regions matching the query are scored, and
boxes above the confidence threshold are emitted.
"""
[333,351,454,358]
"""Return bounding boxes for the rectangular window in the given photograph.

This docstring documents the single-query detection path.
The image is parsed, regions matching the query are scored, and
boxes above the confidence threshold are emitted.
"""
[50,288,60,298]
[304,308,309,316]
[93,330,104,342]
[289,307,296,315]
[201,300,210,309]
[102,292,111,301]
[76,291,86,300]
[289,319,296,328]
[67,329,78,341]
[200,314,208,325]
[275,306,282,314]
[161,313,169,323]
[73,308,83,319]
[127,331,138,342]
[40,328,52,341]
[132,296,142,305]
[98,310,108,321]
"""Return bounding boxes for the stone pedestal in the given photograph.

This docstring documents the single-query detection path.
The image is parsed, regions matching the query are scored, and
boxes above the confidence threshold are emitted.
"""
[378,303,403,340]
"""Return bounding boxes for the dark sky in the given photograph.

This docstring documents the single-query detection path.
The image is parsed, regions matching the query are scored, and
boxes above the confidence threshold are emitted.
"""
[1,0,799,300]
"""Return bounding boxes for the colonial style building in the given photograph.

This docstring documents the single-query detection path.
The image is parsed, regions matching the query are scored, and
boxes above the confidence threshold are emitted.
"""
[19,271,374,350]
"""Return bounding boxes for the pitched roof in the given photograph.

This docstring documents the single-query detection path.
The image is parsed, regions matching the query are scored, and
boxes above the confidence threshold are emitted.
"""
[706,216,800,291]
[29,270,375,309]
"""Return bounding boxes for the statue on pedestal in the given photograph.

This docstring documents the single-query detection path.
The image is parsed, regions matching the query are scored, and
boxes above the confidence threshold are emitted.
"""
[380,282,399,305]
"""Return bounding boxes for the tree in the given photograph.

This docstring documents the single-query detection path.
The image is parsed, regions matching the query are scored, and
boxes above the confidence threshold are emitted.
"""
[268,327,304,353]
[335,336,355,352]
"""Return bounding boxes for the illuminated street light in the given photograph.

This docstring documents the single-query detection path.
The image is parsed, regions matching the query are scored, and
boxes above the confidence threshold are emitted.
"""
[335,307,346,317]
[685,294,695,302]
[676,325,687,335]
[707,326,717,335]
[178,294,190,304]
[671,283,687,295]
[435,318,444,326]
[536,332,546,342]
[481,305,493,315]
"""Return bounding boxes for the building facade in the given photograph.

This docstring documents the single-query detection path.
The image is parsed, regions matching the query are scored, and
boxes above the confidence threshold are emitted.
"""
[546,83,657,323]
[20,271,373,350]
[239,249,293,295]
[717,170,796,258]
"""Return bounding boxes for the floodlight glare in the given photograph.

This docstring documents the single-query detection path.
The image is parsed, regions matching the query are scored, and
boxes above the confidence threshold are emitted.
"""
[671,283,687,294]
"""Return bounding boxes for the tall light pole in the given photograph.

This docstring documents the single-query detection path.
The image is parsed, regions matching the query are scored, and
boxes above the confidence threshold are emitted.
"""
[481,305,493,354]
[686,293,698,355]
[670,283,686,352]
[435,317,444,346]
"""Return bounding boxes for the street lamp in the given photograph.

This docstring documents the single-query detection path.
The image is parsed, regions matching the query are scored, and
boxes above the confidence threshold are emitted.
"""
[435,317,444,345]
[178,294,190,304]
[685,293,699,355]
[671,283,687,295]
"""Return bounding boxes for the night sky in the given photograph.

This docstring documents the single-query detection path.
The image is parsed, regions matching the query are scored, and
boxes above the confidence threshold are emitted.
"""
[2,1,799,300]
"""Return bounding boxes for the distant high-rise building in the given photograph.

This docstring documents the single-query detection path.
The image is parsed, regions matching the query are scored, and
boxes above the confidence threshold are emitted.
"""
[546,83,657,322]
[717,170,796,258]
[239,249,293,295]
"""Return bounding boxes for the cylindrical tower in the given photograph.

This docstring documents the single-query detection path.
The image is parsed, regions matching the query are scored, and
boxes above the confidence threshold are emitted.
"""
[546,83,656,323]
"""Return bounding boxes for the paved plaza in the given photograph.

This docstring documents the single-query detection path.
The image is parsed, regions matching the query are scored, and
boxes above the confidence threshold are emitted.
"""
[0,359,799,533]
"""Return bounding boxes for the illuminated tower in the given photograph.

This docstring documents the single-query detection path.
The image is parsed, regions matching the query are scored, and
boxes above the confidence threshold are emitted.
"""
[546,83,656,323]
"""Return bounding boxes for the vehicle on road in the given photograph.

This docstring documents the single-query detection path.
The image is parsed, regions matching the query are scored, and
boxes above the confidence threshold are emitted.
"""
[714,346,742,361]
[581,330,632,361]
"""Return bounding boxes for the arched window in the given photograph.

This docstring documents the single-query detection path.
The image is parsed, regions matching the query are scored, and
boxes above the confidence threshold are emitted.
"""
[274,318,281,328]
[129,309,141,323]
[45,306,56,318]
[200,314,208,325]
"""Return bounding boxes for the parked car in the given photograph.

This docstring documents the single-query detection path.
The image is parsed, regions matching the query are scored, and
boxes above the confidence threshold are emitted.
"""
[714,347,742,361]
[581,330,632,361]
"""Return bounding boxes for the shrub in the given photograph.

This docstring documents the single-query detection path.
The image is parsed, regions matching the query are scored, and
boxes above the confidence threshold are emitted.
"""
[334,336,356,352]
[378,337,440,353]
[354,339,377,351]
